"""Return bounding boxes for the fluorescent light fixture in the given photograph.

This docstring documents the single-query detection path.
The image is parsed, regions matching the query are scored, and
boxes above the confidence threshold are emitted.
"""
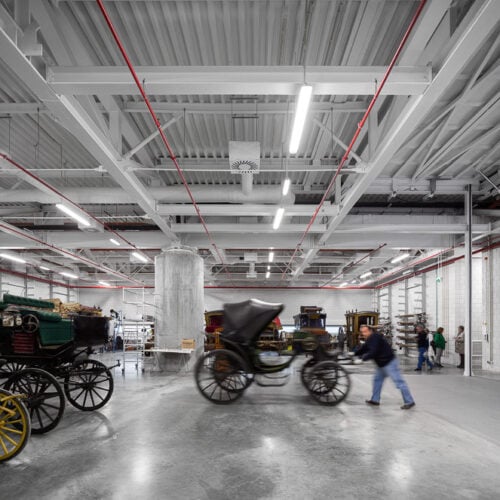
[265,271,270,279]
[267,265,271,271]
[339,282,348,287]
[109,238,121,246]
[361,279,372,286]
[391,253,410,264]
[132,251,149,263]
[282,178,291,196]
[98,281,111,287]
[360,271,372,279]
[39,265,51,271]
[289,85,313,154]
[268,251,274,263]
[56,203,91,227]
[0,253,26,264]
[60,271,78,279]
[273,207,285,230]
[402,269,412,276]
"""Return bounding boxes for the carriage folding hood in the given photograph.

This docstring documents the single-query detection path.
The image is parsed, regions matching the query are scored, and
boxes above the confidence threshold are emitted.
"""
[221,299,284,344]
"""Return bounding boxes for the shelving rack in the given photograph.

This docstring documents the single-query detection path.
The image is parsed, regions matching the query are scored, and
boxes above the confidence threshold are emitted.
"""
[395,312,427,357]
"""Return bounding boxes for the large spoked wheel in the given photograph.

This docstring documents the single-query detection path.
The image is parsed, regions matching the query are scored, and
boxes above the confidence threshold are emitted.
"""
[64,359,114,411]
[5,368,65,434]
[300,358,317,389]
[194,349,249,404]
[305,360,350,406]
[0,388,31,462]
[0,360,27,380]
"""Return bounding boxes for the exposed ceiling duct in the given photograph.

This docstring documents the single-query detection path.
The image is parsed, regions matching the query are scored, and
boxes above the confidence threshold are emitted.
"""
[0,186,295,205]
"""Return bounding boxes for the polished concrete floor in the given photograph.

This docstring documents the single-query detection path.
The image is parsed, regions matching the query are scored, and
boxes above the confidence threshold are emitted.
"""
[3,357,500,500]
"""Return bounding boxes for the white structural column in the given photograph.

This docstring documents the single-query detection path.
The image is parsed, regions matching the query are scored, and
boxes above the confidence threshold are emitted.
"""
[154,247,204,371]
[464,185,473,377]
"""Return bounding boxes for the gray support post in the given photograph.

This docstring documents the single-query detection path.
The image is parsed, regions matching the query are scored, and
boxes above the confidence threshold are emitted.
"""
[464,184,472,377]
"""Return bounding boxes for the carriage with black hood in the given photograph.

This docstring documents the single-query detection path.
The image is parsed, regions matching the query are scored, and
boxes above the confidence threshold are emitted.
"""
[194,299,350,405]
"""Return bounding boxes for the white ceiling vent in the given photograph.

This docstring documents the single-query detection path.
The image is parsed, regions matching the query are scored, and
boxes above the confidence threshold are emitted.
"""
[229,141,260,174]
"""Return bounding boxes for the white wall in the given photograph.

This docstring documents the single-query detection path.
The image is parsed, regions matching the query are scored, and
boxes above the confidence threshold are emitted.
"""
[376,250,487,369]
[79,287,373,326]
[204,288,373,325]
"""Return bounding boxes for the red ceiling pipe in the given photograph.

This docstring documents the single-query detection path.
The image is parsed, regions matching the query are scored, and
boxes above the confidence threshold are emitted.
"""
[0,153,139,250]
[282,0,428,279]
[320,243,386,287]
[375,239,500,289]
[0,267,72,288]
[96,0,229,277]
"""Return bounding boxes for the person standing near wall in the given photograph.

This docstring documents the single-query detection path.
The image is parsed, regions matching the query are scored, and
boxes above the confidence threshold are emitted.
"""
[433,327,446,368]
[415,323,433,372]
[455,325,465,369]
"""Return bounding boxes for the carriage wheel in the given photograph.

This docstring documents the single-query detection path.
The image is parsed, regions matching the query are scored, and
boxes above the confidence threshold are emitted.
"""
[5,368,65,434]
[22,314,39,334]
[0,388,31,462]
[0,361,27,380]
[300,358,317,389]
[194,349,249,404]
[305,360,350,406]
[64,359,114,411]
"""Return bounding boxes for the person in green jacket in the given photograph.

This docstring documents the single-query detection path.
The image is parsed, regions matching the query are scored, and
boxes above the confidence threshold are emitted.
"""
[433,327,446,368]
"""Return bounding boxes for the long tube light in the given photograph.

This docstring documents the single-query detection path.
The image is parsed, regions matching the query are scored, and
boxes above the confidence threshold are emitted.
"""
[339,282,348,287]
[109,238,121,246]
[56,203,91,227]
[99,281,111,287]
[60,271,78,279]
[289,85,313,154]
[132,251,149,263]
[39,265,51,271]
[391,253,410,264]
[273,207,285,230]
[282,178,291,196]
[0,253,26,264]
[265,271,270,279]
[360,271,373,279]
[268,251,274,263]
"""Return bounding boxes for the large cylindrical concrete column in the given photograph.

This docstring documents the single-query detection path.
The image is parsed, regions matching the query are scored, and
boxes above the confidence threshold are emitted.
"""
[154,246,204,370]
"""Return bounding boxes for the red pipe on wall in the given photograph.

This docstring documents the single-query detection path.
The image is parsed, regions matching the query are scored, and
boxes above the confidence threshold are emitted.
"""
[95,0,229,276]
[282,0,428,278]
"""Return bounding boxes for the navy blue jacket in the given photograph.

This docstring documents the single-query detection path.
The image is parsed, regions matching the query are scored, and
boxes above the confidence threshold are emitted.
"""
[355,332,394,367]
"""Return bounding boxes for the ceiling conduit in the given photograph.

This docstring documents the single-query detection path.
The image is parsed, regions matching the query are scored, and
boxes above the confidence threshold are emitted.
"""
[282,0,428,279]
[96,0,229,272]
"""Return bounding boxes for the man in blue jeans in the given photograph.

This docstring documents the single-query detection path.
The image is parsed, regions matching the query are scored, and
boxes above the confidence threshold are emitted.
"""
[415,323,433,372]
[355,324,415,410]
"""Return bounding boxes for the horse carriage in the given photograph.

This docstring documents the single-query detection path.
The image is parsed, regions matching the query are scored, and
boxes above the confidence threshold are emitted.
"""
[0,294,117,436]
[195,299,350,406]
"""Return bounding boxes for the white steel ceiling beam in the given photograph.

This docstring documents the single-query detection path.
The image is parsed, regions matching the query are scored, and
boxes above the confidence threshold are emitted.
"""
[47,66,431,96]
[0,101,368,115]
[0,20,177,243]
[318,0,500,247]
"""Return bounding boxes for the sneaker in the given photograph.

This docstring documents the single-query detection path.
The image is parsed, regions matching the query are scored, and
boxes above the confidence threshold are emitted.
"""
[401,402,416,410]
[365,400,380,406]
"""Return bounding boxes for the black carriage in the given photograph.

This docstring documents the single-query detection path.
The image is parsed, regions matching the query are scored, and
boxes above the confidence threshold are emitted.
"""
[194,299,351,405]
[0,294,116,434]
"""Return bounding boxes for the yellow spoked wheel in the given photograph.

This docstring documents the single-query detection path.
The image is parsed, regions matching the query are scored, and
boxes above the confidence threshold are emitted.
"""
[0,388,31,463]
